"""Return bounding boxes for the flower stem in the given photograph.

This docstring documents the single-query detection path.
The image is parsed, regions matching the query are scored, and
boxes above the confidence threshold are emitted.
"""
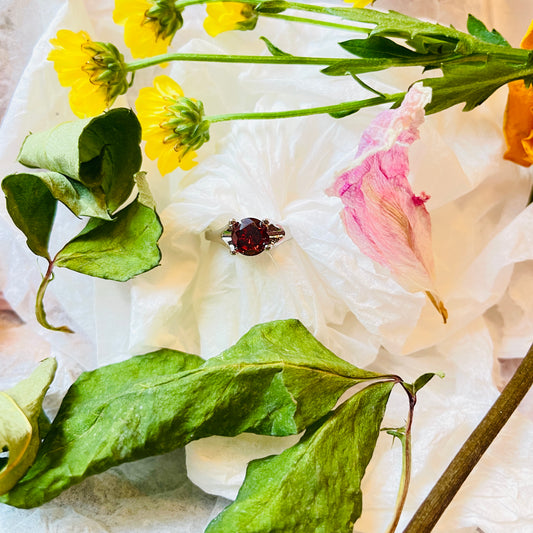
[35,259,73,334]
[385,390,415,533]
[259,12,371,34]
[126,52,348,71]
[205,92,404,123]
[402,342,533,533]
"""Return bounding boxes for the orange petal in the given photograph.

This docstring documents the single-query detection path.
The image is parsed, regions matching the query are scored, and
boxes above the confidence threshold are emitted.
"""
[503,80,533,167]
[520,19,533,49]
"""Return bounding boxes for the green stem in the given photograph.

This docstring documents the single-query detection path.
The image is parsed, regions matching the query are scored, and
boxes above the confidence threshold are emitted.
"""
[260,12,371,34]
[174,0,529,62]
[385,391,415,533]
[35,259,73,334]
[205,92,404,123]
[403,342,533,532]
[126,52,348,72]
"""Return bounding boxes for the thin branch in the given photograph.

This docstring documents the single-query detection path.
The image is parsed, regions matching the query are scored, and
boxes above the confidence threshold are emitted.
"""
[403,342,533,532]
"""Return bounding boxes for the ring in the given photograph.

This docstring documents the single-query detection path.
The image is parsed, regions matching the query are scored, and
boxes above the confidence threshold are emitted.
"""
[205,217,286,256]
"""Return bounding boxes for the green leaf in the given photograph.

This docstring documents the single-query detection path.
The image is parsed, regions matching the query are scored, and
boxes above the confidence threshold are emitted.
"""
[0,359,57,495]
[412,372,444,395]
[320,8,529,109]
[1,320,378,508]
[260,36,292,57]
[2,174,57,259]
[423,59,527,113]
[340,36,422,59]
[17,108,142,213]
[54,196,163,281]
[5,171,110,220]
[206,381,394,533]
[467,14,510,47]
[201,319,378,433]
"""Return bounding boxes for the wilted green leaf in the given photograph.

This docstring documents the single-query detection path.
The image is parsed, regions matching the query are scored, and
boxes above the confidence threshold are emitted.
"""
[201,319,378,433]
[206,381,394,533]
[17,108,142,213]
[4,171,110,221]
[1,320,379,508]
[54,196,163,281]
[2,174,57,259]
[0,359,57,495]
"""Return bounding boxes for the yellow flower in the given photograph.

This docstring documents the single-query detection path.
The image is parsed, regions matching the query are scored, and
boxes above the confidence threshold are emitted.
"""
[113,0,183,58]
[135,75,210,176]
[344,0,374,6]
[503,20,533,167]
[48,30,129,118]
[204,2,258,37]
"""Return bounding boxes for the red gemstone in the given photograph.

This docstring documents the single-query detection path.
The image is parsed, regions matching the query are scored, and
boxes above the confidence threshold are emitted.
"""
[231,218,271,256]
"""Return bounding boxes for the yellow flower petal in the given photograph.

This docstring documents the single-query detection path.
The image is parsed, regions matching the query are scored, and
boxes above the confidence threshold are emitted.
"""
[113,0,149,24]
[157,145,182,175]
[204,2,257,37]
[177,149,198,171]
[69,83,108,118]
[135,74,208,176]
[344,0,374,7]
[114,0,183,58]
[48,29,129,117]
[153,75,184,99]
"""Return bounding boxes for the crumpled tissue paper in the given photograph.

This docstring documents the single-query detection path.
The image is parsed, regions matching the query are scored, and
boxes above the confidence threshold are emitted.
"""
[1,0,533,531]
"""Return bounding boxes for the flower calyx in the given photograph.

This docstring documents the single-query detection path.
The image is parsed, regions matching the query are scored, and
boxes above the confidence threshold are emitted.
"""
[81,41,130,103]
[163,97,211,155]
[144,0,184,41]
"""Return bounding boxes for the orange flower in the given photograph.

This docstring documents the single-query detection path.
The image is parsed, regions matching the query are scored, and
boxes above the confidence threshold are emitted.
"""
[503,20,533,166]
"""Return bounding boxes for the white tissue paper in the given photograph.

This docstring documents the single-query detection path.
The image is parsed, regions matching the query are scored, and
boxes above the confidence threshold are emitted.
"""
[1,0,533,531]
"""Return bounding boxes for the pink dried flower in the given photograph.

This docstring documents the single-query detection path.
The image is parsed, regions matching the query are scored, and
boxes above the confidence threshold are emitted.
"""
[328,83,448,323]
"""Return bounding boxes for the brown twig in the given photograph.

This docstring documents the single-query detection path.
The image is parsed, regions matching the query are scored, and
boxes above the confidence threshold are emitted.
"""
[402,342,533,532]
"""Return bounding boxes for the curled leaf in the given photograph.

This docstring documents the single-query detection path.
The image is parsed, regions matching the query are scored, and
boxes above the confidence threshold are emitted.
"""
[17,108,142,213]
[0,359,57,495]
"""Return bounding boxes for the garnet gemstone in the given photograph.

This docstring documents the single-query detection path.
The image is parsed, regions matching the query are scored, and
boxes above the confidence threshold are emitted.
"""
[230,218,271,256]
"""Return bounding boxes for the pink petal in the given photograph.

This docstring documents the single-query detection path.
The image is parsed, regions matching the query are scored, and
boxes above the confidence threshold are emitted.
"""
[328,84,447,322]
